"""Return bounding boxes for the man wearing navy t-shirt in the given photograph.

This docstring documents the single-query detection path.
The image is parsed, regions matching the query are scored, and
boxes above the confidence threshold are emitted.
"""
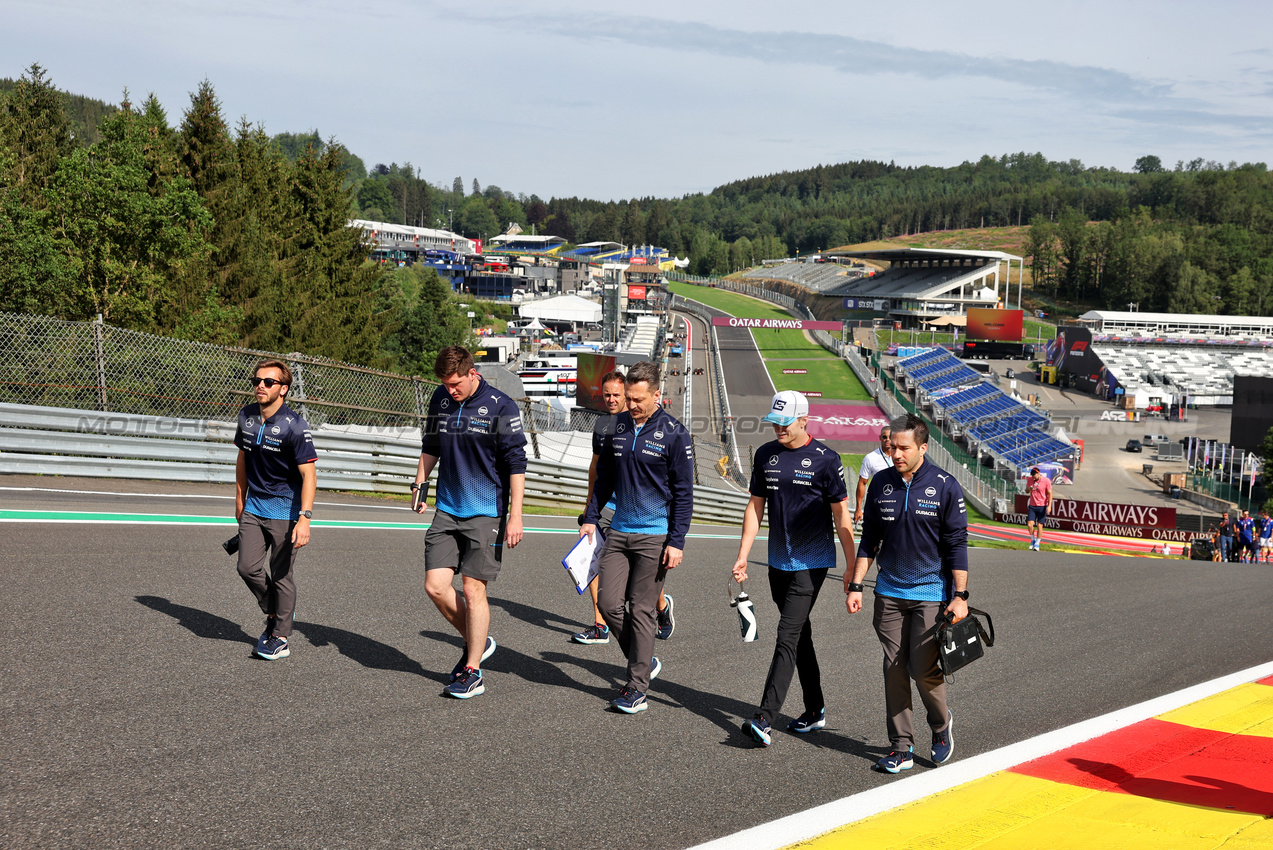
[732,391,856,746]
[846,413,968,774]
[233,359,318,661]
[414,346,527,699]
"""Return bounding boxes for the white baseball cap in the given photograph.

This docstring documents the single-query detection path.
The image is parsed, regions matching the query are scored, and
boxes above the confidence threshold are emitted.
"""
[763,391,809,426]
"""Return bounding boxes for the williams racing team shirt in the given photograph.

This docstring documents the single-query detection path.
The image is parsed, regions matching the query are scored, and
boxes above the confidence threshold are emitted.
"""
[749,436,848,571]
[421,378,528,519]
[234,402,318,521]
[856,458,969,601]
[584,405,694,549]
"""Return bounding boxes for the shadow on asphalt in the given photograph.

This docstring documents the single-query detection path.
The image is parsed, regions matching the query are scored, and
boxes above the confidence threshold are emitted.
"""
[488,595,583,637]
[136,595,253,645]
[296,621,445,683]
[420,630,621,700]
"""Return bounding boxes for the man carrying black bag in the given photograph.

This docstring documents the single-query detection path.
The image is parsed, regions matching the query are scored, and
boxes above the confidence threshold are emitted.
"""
[845,414,968,774]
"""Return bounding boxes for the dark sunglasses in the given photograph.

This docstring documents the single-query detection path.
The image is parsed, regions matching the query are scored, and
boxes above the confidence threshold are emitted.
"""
[250,377,286,388]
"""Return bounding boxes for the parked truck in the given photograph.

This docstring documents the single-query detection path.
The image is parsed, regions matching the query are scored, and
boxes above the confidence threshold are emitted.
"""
[959,340,1036,360]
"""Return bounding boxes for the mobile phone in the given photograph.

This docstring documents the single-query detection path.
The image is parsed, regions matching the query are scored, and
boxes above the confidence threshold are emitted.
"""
[411,481,429,512]
[222,534,240,556]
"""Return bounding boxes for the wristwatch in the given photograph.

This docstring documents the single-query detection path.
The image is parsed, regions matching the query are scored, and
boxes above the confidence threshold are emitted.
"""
[952,590,969,600]
[299,510,313,519]
[847,582,865,593]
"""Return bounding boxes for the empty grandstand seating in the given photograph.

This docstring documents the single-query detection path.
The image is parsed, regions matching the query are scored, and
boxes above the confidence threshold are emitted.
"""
[1094,344,1273,405]
[896,348,982,392]
[740,263,856,292]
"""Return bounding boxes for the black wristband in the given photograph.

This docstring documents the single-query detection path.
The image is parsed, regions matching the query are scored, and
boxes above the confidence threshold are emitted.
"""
[952,590,969,600]
[847,582,864,593]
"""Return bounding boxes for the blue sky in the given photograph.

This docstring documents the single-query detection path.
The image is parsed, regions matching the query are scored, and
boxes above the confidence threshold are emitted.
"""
[7,0,1273,200]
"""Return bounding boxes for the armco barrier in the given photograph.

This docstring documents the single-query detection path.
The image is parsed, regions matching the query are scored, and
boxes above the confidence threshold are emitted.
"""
[0,403,750,525]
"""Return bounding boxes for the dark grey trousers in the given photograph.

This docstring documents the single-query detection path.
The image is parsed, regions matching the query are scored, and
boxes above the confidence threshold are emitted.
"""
[758,567,828,725]
[872,594,950,750]
[236,512,299,638]
[596,531,666,693]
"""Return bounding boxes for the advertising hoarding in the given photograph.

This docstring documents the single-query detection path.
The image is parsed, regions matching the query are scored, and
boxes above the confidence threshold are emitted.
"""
[966,308,1024,341]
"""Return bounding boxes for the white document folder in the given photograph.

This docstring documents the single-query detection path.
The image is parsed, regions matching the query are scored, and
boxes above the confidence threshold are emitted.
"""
[562,530,604,594]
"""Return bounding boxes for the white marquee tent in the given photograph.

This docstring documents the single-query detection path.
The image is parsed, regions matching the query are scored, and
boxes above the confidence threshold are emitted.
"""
[517,295,602,324]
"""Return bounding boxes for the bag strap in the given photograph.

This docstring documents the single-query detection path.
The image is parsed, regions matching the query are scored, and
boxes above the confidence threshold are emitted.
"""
[966,606,994,647]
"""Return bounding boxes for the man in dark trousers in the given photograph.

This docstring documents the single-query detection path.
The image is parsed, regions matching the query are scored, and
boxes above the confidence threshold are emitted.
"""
[580,361,694,714]
[233,359,318,661]
[732,391,856,746]
[846,413,969,773]
[414,346,527,699]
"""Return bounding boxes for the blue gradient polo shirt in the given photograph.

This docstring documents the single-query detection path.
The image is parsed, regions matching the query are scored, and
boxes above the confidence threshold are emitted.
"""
[234,402,318,520]
[749,436,848,571]
[422,378,528,519]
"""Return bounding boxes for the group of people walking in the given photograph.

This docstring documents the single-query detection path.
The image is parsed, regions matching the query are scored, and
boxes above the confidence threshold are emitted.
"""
[1214,508,1273,562]
[229,348,972,772]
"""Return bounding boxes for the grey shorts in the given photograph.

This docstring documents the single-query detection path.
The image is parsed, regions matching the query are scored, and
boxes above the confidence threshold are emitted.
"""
[425,510,506,582]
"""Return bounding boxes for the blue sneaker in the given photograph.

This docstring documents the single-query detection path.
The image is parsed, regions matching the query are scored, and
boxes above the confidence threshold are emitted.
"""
[256,618,274,654]
[875,747,914,774]
[610,686,648,714]
[787,708,826,734]
[445,666,485,699]
[932,711,954,765]
[743,715,772,747]
[572,623,610,644]
[257,635,290,660]
[450,636,497,681]
[650,656,662,682]
[656,594,675,640]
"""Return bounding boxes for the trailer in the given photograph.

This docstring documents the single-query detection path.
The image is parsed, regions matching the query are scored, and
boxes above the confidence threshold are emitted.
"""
[959,340,1036,360]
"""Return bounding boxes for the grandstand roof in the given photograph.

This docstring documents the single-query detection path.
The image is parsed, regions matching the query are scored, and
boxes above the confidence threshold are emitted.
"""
[829,247,1021,263]
[487,234,567,250]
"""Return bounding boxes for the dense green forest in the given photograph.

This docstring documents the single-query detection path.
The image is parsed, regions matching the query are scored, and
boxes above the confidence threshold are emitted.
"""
[4,65,1273,380]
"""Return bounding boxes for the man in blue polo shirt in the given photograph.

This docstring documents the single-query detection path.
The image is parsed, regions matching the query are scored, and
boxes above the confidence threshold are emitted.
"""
[846,413,968,774]
[414,346,527,699]
[233,359,318,661]
[732,391,856,746]
[581,360,694,713]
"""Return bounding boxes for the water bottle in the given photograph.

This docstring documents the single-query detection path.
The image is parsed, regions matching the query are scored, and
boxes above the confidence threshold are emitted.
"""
[729,579,758,642]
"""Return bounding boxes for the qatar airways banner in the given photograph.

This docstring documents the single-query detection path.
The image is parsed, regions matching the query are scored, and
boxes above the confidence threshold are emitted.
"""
[711,317,843,331]
[1000,495,1177,530]
[804,401,890,441]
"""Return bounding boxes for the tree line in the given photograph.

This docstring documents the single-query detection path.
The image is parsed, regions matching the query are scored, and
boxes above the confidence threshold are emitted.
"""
[0,65,479,372]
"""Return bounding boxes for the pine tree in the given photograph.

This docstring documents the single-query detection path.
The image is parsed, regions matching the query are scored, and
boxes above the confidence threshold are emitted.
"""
[0,63,74,209]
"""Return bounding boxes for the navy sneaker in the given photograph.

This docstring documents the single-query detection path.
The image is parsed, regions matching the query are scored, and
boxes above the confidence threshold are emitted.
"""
[256,618,274,654]
[743,714,772,747]
[875,747,914,774]
[787,708,827,734]
[610,686,648,714]
[257,635,290,660]
[445,666,485,699]
[656,594,675,640]
[932,711,954,765]
[450,636,497,681]
[572,623,610,645]
[650,656,662,682]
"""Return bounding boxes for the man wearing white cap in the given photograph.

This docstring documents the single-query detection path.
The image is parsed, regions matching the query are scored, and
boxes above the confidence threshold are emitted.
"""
[732,391,856,746]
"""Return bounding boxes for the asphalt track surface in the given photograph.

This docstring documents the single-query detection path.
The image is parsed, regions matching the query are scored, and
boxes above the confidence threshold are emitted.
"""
[3,481,1272,849]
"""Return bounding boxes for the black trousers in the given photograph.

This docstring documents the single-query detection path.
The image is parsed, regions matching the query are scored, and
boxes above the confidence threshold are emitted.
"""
[757,567,828,725]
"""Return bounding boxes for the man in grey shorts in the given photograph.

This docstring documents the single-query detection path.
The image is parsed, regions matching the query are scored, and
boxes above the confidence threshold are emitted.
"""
[414,346,527,699]
[233,359,318,661]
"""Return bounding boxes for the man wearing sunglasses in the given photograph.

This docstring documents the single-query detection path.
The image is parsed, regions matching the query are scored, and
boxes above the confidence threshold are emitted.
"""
[233,359,318,661]
[414,346,527,699]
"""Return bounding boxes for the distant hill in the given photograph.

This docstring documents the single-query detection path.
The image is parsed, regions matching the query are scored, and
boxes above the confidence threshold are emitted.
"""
[0,77,116,146]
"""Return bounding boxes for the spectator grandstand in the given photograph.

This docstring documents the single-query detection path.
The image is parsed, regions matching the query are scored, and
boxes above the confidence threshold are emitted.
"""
[739,262,858,292]
[1094,344,1273,406]
[896,348,1075,476]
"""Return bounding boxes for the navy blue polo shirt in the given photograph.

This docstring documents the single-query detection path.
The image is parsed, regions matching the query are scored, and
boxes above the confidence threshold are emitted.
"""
[591,413,618,513]
[234,402,318,520]
[749,437,848,571]
[421,378,528,519]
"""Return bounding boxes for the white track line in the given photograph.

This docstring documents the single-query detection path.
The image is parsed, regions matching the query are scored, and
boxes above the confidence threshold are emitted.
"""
[689,659,1273,850]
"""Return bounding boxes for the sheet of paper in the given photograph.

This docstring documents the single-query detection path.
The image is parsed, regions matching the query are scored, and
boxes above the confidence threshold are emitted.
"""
[562,530,603,594]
